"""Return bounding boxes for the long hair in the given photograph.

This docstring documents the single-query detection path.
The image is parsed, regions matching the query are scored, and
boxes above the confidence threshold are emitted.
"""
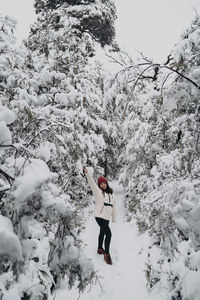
[99,183,113,194]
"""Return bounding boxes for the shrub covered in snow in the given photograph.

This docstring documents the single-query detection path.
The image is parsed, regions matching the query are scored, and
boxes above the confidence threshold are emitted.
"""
[117,12,200,300]
[0,215,22,262]
[0,0,116,296]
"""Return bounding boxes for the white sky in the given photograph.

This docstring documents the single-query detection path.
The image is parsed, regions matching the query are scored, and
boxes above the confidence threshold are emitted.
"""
[1,0,200,64]
[1,0,36,43]
[114,0,200,62]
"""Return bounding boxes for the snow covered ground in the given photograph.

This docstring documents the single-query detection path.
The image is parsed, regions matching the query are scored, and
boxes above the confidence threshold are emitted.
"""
[56,182,167,300]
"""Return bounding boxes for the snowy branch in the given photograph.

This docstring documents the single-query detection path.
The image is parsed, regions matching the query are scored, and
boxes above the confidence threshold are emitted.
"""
[162,65,200,90]
[0,168,15,184]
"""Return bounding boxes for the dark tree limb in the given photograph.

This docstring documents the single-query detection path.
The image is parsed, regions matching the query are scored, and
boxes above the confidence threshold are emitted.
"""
[0,168,15,185]
[162,65,200,90]
[0,144,17,150]
[0,188,10,201]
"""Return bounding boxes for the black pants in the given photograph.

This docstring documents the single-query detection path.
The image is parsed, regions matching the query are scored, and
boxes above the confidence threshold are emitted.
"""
[95,217,112,254]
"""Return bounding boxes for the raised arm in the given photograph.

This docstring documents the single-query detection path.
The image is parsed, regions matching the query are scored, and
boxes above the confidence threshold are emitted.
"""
[83,168,100,196]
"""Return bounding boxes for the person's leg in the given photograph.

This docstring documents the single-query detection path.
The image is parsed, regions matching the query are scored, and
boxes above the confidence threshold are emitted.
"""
[95,218,112,254]
[104,222,112,254]
[95,217,106,250]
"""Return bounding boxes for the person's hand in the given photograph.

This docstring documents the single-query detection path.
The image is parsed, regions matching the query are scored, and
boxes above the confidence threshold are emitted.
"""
[83,167,88,174]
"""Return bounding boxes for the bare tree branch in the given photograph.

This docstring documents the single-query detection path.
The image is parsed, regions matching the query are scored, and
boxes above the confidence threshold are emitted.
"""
[105,53,124,67]
[161,71,174,99]
[161,65,200,90]
[0,168,15,184]
[0,188,10,201]
[131,64,155,93]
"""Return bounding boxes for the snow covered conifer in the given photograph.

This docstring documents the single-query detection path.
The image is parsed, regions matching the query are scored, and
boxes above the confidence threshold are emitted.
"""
[0,0,117,295]
[34,0,116,46]
[116,11,200,299]
[22,0,110,202]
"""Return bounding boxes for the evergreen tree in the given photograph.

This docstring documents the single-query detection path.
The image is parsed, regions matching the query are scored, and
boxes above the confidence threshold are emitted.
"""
[0,0,117,294]
[34,0,116,46]
[116,12,200,299]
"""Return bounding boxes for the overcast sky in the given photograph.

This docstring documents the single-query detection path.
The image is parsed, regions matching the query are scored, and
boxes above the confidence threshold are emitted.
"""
[114,0,200,62]
[1,0,200,64]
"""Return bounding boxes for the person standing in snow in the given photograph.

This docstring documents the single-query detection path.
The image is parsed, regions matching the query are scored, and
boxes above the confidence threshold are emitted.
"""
[83,167,117,265]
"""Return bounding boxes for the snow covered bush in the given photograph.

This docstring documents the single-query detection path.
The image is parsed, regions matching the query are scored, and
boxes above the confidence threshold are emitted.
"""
[116,12,200,300]
[0,215,22,262]
[0,0,117,295]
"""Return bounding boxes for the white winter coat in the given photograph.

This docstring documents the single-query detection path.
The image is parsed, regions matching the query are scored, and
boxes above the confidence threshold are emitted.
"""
[85,171,117,222]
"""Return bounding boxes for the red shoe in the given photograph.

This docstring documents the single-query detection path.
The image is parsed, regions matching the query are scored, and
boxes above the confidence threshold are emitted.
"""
[97,248,105,255]
[104,253,112,265]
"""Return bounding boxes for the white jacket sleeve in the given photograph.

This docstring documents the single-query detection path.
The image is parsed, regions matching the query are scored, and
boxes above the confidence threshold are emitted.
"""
[112,196,117,223]
[85,171,99,196]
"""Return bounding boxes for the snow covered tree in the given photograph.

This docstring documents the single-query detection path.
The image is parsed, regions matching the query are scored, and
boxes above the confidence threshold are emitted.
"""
[0,0,117,294]
[100,69,132,178]
[34,0,116,46]
[0,15,18,105]
[115,12,200,300]
[22,1,109,199]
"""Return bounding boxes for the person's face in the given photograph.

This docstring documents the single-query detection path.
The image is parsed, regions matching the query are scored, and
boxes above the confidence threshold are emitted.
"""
[100,182,107,190]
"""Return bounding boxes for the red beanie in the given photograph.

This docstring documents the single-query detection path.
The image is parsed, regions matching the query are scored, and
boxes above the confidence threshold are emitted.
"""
[98,176,107,186]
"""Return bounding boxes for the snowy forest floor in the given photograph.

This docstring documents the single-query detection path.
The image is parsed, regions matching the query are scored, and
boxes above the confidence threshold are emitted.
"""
[55,182,166,300]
